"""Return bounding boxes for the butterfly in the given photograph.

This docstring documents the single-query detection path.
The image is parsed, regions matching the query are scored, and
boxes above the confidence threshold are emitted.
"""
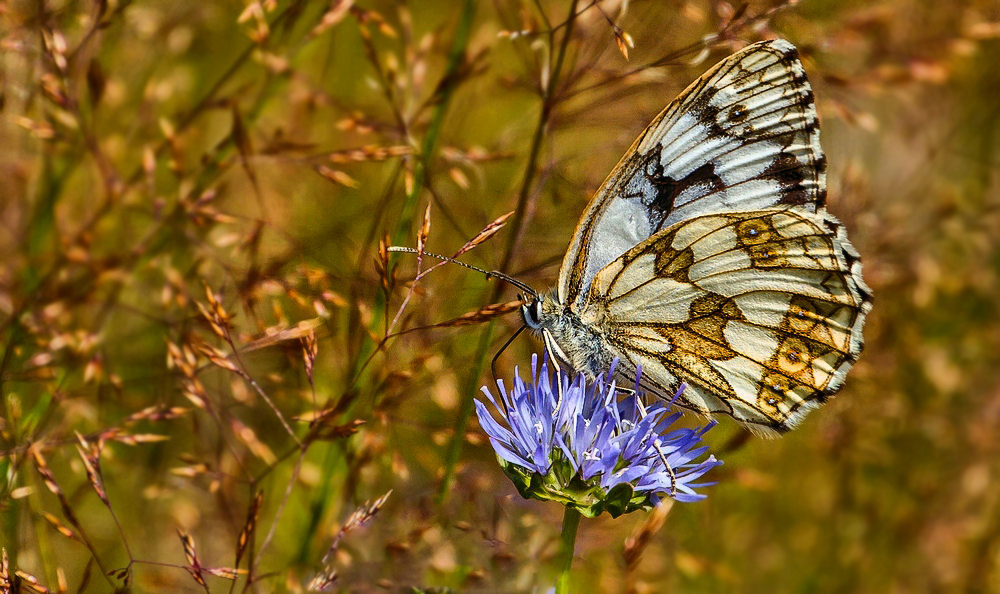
[520,39,873,437]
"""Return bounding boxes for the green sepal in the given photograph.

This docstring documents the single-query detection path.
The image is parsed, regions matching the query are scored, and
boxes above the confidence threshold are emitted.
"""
[497,455,655,518]
[603,482,635,518]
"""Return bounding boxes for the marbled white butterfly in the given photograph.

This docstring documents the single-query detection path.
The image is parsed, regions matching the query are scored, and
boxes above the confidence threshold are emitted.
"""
[520,39,872,436]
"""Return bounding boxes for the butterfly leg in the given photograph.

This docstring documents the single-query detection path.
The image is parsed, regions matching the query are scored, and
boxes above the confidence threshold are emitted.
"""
[540,328,570,410]
[633,396,678,497]
[491,324,528,386]
[610,378,680,497]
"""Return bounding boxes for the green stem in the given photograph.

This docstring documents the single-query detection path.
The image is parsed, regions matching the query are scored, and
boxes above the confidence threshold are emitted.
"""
[436,319,494,502]
[556,506,582,594]
[393,0,477,243]
[438,0,580,504]
[497,0,579,276]
[349,0,477,385]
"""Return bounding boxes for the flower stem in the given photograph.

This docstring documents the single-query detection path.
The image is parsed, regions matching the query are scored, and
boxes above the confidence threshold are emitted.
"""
[556,507,582,594]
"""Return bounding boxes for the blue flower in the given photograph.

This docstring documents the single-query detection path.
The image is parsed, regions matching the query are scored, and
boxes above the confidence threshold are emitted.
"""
[475,354,722,517]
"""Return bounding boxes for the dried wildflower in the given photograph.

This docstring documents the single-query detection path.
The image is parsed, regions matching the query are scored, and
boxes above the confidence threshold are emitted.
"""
[613,26,635,61]
[308,490,392,591]
[451,210,514,259]
[423,299,524,329]
[0,549,8,591]
[315,165,360,188]
[476,354,721,517]
[235,491,263,567]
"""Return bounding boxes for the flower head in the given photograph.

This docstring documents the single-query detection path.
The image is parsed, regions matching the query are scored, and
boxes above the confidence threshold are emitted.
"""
[475,354,721,517]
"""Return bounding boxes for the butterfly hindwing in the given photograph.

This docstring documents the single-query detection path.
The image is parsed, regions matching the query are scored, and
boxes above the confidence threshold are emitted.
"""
[559,39,825,308]
[582,209,871,435]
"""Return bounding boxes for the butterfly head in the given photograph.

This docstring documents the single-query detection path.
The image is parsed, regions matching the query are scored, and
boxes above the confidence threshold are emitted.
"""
[518,290,605,377]
[519,291,561,331]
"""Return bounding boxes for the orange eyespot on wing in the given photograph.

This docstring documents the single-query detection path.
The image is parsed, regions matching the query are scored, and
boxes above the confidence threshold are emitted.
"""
[583,209,871,436]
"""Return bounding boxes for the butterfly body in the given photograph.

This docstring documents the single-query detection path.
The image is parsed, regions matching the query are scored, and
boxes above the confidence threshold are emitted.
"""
[522,40,872,436]
[522,292,615,380]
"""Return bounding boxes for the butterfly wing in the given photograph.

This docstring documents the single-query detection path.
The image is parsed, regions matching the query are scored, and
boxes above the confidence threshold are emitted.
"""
[559,39,826,308]
[582,209,872,435]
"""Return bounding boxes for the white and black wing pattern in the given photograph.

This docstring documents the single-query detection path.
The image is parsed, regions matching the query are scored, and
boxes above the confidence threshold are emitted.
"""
[559,39,826,308]
[583,209,871,435]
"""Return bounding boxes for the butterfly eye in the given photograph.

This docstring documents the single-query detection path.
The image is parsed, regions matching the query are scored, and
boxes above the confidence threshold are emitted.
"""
[522,299,544,329]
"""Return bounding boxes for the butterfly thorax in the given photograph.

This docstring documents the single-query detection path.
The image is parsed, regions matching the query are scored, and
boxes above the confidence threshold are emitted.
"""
[521,292,615,379]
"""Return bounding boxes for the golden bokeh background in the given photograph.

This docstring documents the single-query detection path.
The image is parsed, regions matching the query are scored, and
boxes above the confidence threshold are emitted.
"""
[2,1,999,591]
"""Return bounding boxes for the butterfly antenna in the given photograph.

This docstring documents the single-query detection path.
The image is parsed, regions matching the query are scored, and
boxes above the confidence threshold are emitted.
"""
[491,324,527,385]
[387,246,539,298]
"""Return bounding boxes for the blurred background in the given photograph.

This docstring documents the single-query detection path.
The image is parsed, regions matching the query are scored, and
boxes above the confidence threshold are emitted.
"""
[2,0,999,592]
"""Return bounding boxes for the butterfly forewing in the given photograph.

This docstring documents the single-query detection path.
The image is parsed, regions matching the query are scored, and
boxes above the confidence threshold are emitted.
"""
[559,39,825,308]
[583,209,870,435]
